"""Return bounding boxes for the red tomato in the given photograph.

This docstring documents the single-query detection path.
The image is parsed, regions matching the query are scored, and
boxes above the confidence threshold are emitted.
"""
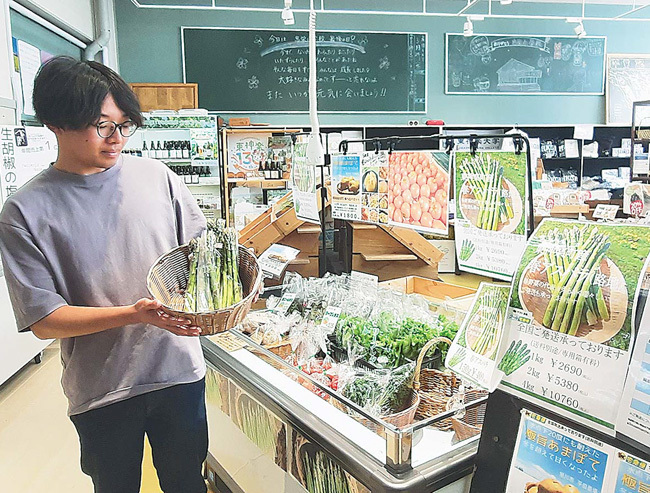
[415,165,423,175]
[400,176,410,190]
[435,188,447,203]
[393,208,403,222]
[436,173,446,188]
[394,195,404,210]
[429,167,438,179]
[418,153,427,164]
[420,212,433,228]
[401,189,412,204]
[416,174,427,187]
[420,183,431,199]
[388,203,395,218]
[427,177,438,191]
[400,202,411,220]
[408,171,417,185]
[431,202,442,220]
[431,219,446,230]
[411,203,422,222]
[418,196,430,213]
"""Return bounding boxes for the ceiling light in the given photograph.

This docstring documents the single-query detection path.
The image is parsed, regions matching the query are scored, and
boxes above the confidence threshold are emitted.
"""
[282,7,294,25]
[463,18,473,36]
[574,20,586,38]
[500,0,513,5]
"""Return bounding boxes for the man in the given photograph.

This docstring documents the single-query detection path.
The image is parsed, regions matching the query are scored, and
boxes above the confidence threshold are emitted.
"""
[0,56,208,493]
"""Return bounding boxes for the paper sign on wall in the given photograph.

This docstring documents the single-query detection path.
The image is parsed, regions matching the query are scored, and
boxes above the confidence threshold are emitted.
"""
[292,136,320,224]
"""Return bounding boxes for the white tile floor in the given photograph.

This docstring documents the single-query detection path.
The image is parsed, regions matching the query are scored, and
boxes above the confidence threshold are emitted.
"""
[0,341,165,493]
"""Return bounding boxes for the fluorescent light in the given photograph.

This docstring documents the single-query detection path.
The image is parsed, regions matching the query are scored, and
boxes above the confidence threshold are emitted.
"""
[500,0,513,5]
[282,6,294,24]
[463,18,473,36]
[574,20,586,38]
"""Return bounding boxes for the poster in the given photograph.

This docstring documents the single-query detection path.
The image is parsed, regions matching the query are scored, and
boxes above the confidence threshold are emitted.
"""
[616,300,650,449]
[16,40,40,117]
[257,244,300,279]
[360,151,390,224]
[227,132,270,175]
[292,137,320,224]
[446,282,512,391]
[454,150,528,281]
[623,183,650,217]
[506,410,613,493]
[499,219,650,433]
[331,153,361,221]
[0,126,57,204]
[387,150,450,235]
[612,451,650,493]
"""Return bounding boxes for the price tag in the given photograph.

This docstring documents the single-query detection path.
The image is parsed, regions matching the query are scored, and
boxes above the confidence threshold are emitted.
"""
[592,204,619,220]
[320,306,342,332]
[270,292,297,316]
[351,270,378,286]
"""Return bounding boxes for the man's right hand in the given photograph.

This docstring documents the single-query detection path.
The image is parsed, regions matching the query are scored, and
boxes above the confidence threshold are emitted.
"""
[133,298,202,337]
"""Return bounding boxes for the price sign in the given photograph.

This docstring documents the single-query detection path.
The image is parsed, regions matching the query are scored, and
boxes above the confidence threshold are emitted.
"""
[270,292,297,316]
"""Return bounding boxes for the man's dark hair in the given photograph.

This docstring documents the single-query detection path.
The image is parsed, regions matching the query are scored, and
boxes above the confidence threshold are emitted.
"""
[33,56,142,129]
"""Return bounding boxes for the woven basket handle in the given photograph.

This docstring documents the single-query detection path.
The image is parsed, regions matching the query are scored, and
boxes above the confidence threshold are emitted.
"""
[413,336,453,390]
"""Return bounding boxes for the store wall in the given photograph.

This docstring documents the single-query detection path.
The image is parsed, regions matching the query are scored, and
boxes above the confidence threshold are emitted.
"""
[114,0,650,126]
[19,0,96,41]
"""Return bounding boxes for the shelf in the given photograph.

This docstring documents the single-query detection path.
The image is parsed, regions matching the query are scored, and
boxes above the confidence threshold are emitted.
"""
[162,158,193,163]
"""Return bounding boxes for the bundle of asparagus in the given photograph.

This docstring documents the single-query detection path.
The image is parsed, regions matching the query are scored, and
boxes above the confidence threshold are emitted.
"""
[459,239,476,261]
[184,219,243,312]
[498,340,530,375]
[469,287,508,356]
[539,226,611,336]
[460,154,515,231]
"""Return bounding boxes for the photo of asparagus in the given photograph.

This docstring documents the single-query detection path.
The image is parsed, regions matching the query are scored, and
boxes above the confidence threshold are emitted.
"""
[457,153,524,234]
[459,239,476,261]
[518,224,628,343]
[498,341,531,376]
[464,285,510,359]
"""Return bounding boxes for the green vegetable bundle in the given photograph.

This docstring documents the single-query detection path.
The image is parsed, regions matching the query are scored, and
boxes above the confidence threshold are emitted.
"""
[334,311,458,368]
[459,239,476,261]
[498,340,530,375]
[184,219,243,312]
[470,286,508,356]
[460,154,514,231]
[540,225,610,335]
[301,449,351,493]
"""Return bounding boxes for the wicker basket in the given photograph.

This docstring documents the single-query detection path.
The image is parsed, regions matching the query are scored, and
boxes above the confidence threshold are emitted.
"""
[450,388,488,441]
[146,244,262,335]
[333,390,420,436]
[636,118,650,140]
[413,337,460,431]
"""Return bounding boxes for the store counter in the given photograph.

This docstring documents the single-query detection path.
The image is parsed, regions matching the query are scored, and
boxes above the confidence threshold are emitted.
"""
[202,332,481,493]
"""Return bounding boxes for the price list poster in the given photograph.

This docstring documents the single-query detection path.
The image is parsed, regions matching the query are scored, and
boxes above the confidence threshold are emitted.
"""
[497,219,650,434]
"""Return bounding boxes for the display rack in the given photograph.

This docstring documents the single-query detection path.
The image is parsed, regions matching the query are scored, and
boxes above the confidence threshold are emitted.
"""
[631,100,650,181]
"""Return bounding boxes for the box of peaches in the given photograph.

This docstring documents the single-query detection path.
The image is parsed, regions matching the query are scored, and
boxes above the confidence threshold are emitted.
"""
[526,479,580,493]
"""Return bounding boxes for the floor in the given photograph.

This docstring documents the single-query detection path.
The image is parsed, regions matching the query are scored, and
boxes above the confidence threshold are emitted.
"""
[0,341,167,493]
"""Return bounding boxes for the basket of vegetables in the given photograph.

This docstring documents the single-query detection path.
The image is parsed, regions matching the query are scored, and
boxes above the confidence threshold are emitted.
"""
[147,220,262,335]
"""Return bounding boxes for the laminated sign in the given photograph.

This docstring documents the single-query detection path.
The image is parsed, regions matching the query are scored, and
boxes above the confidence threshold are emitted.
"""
[498,219,650,434]
[454,150,528,281]
[291,137,319,224]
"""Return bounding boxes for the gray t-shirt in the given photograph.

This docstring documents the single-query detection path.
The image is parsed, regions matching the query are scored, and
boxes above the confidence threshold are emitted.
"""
[0,155,207,415]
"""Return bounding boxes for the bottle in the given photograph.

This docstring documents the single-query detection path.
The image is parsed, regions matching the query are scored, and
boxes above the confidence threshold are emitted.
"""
[258,158,264,177]
[173,141,181,159]
[151,141,157,159]
[182,141,190,159]
[154,141,161,159]
[142,141,149,158]
[191,166,199,184]
[264,160,271,179]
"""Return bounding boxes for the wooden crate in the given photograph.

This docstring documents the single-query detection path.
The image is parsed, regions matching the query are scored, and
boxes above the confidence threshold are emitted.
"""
[380,276,477,315]
[129,83,198,111]
[350,222,442,281]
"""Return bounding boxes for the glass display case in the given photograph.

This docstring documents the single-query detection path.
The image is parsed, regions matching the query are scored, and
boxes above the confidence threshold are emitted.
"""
[201,279,484,493]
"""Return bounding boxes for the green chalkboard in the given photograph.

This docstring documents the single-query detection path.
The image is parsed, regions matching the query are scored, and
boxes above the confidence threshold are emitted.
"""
[445,34,606,95]
[182,28,426,113]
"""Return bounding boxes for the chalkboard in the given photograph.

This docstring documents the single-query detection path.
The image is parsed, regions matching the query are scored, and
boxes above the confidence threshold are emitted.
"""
[606,54,650,124]
[446,34,606,95]
[182,28,426,113]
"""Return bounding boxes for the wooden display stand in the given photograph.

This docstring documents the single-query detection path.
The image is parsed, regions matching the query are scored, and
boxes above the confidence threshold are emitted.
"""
[129,83,198,111]
[350,222,443,282]
[238,192,321,279]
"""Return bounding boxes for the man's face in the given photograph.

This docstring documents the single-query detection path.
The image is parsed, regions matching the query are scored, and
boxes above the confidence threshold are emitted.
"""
[53,94,130,174]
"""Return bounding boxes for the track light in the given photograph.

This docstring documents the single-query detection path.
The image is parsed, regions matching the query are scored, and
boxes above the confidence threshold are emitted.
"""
[282,0,294,25]
[574,20,586,38]
[500,0,513,4]
[463,18,473,36]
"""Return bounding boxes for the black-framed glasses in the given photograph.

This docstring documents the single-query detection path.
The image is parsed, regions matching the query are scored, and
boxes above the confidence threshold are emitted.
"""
[95,120,138,139]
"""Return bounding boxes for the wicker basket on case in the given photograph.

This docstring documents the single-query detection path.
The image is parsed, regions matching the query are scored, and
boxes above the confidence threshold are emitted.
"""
[413,337,461,431]
[146,244,262,335]
[450,388,488,441]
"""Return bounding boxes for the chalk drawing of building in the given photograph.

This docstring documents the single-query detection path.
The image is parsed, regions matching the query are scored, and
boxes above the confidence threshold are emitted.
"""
[497,58,542,92]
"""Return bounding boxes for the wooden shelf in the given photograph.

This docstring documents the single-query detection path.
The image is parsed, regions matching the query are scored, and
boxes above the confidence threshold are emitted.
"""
[361,253,418,262]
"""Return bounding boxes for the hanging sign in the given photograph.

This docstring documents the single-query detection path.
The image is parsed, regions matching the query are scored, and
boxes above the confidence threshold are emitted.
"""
[360,150,390,225]
[498,219,650,434]
[445,282,512,390]
[454,150,528,281]
[331,153,362,221]
[0,126,57,203]
[291,136,320,224]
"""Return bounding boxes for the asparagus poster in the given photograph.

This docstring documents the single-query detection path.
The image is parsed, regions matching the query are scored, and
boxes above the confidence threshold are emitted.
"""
[446,282,512,391]
[499,219,650,434]
[454,150,528,281]
[387,151,450,235]
[331,153,362,221]
[506,409,613,493]
[292,136,320,224]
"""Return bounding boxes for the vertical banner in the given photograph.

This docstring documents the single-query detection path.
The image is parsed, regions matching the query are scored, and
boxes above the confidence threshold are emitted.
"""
[506,410,614,493]
[292,137,320,224]
[616,299,650,449]
[331,153,361,221]
[454,150,528,281]
[387,151,450,235]
[446,282,512,390]
[499,219,650,434]
[360,150,389,224]
[16,40,40,117]
[0,126,56,204]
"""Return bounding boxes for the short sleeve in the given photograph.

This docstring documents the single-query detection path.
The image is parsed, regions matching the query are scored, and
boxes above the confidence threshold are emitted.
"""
[171,174,207,245]
[0,221,67,332]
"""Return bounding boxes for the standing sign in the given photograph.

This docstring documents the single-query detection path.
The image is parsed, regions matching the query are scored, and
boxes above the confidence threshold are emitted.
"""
[291,136,320,224]
[0,126,56,204]
[446,282,512,390]
[498,219,650,434]
[616,301,650,450]
[227,132,270,175]
[454,150,528,281]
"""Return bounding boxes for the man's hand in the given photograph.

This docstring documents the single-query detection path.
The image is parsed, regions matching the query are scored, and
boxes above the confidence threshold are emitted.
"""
[133,298,202,337]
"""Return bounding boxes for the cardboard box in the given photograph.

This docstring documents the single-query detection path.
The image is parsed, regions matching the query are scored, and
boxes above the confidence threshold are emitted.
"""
[229,117,251,126]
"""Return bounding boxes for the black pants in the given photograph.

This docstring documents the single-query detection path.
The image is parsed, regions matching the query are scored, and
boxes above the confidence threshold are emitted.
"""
[70,378,208,493]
